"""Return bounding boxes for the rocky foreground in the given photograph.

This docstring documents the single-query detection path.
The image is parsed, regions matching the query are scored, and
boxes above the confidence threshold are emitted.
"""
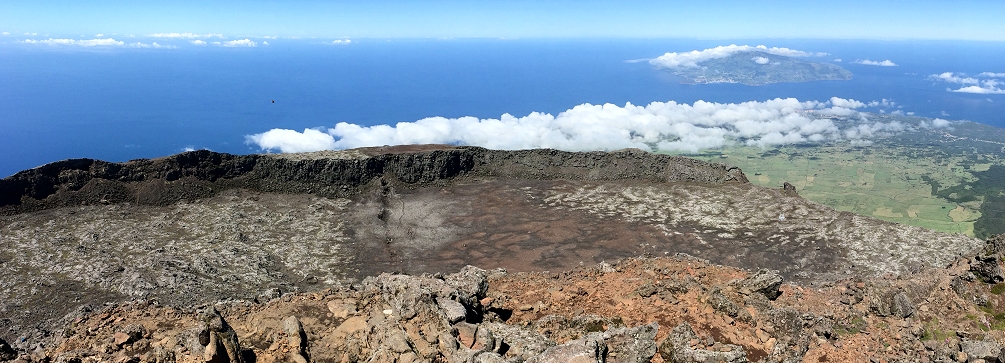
[5,234,1005,363]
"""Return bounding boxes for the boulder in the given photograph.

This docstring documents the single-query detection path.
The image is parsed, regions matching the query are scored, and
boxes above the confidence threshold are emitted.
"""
[600,323,659,363]
[283,316,308,363]
[525,335,606,363]
[961,338,1002,362]
[972,235,1005,283]
[707,288,752,322]
[659,322,747,363]
[437,297,468,324]
[736,269,783,300]
[870,290,915,319]
[480,322,555,361]
[782,182,798,196]
[195,307,244,363]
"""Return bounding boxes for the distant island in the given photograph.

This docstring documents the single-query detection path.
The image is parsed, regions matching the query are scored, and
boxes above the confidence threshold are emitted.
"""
[653,49,853,86]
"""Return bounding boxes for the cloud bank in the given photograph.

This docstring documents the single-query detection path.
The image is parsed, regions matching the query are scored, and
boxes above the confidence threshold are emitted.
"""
[854,59,898,67]
[22,38,174,48]
[218,39,256,47]
[149,33,224,38]
[931,72,1005,94]
[247,97,944,154]
[649,45,825,70]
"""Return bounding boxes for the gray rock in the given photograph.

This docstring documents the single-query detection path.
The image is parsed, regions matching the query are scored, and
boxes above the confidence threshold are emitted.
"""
[961,338,1002,362]
[659,322,747,363]
[444,266,490,308]
[782,182,798,196]
[971,254,1005,284]
[636,283,659,298]
[119,324,147,342]
[525,335,606,363]
[481,322,556,361]
[283,316,308,361]
[147,346,176,363]
[196,307,244,363]
[707,288,752,322]
[437,297,468,324]
[737,269,783,300]
[601,323,659,363]
[386,330,414,354]
[870,290,915,319]
[472,351,507,363]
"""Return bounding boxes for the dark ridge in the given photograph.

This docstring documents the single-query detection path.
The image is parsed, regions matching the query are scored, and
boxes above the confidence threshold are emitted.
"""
[0,146,747,215]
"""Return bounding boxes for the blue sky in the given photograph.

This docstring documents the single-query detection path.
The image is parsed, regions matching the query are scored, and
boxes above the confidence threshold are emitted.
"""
[2,0,1004,41]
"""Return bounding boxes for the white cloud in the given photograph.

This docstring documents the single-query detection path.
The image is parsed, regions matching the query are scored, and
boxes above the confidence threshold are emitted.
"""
[95,34,104,37]
[649,44,820,70]
[247,128,336,153]
[23,38,175,49]
[854,59,898,67]
[261,35,278,39]
[830,97,866,109]
[952,86,1005,94]
[931,72,1005,94]
[262,41,269,46]
[865,98,896,108]
[1,32,9,36]
[25,35,155,49]
[221,39,256,47]
[247,97,931,155]
[833,58,842,62]
[24,38,125,46]
[752,56,769,65]
[919,118,953,129]
[129,41,174,49]
[330,39,352,44]
[931,72,980,85]
[191,40,207,45]
[149,33,224,38]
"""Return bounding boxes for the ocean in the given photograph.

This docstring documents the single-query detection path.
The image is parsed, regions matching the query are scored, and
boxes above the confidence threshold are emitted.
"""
[2,38,1004,177]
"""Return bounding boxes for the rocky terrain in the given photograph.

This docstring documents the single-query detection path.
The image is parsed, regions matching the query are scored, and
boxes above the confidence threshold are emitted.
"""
[0,146,993,362]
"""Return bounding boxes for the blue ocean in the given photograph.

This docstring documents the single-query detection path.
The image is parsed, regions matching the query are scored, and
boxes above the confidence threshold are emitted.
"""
[2,38,1004,177]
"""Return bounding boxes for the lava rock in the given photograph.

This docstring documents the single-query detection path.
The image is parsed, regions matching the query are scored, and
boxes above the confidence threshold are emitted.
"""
[961,338,1002,362]
[526,335,606,363]
[659,322,747,363]
[736,269,783,300]
[436,297,468,324]
[870,287,915,319]
[601,323,659,363]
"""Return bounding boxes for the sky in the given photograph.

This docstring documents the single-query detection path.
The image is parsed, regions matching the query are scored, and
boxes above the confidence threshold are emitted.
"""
[2,0,1005,41]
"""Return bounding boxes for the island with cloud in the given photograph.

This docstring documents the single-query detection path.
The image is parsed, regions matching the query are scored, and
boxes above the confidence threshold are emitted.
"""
[650,45,853,86]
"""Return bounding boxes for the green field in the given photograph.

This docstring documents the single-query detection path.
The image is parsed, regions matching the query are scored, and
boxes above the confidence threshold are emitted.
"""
[682,118,1005,238]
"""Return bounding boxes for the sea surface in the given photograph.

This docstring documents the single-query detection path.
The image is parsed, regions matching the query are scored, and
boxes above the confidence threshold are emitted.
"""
[2,38,1005,177]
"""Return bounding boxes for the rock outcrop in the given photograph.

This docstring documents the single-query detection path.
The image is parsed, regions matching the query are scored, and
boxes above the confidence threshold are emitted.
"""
[0,146,747,215]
